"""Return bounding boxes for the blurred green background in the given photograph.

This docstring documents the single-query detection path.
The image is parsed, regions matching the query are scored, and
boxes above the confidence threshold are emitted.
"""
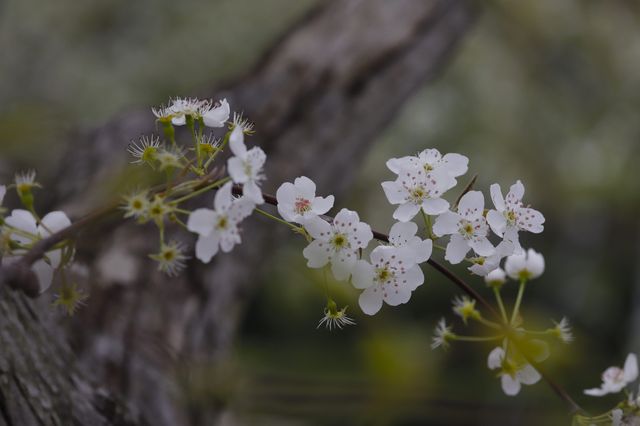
[2,0,640,424]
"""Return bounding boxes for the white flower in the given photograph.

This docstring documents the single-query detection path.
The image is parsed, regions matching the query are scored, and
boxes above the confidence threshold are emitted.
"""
[276,176,334,224]
[468,241,514,276]
[149,241,189,276]
[431,318,455,350]
[484,267,507,287]
[127,135,161,164]
[505,248,545,281]
[302,208,373,281]
[122,191,149,219]
[165,97,206,126]
[387,221,432,264]
[156,146,184,171]
[433,191,494,264]
[201,98,230,128]
[352,245,424,315]
[585,353,638,397]
[486,180,545,253]
[487,346,541,396]
[452,296,480,324]
[552,317,573,344]
[2,209,72,292]
[232,112,254,134]
[227,125,266,204]
[386,148,468,189]
[317,301,356,331]
[186,182,255,263]
[15,170,38,189]
[381,167,450,222]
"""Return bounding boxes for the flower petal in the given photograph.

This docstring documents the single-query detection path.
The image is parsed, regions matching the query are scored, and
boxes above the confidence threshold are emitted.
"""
[486,210,506,236]
[490,183,505,211]
[195,233,220,263]
[393,203,421,222]
[624,353,639,383]
[441,153,468,177]
[304,217,332,240]
[421,198,449,215]
[487,347,504,370]
[457,191,484,219]
[445,234,470,265]
[202,99,230,127]
[432,211,460,237]
[517,365,541,385]
[359,286,383,315]
[187,209,216,236]
[311,195,334,216]
[227,157,248,184]
[39,211,71,236]
[352,260,375,289]
[229,125,247,157]
[294,176,316,199]
[389,221,418,246]
[302,240,330,268]
[501,374,521,396]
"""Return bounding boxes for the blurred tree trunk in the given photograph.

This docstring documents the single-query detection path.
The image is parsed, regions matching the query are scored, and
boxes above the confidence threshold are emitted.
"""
[0,0,477,425]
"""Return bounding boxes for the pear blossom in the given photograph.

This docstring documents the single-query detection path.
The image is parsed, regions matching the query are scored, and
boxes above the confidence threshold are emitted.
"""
[186,182,254,263]
[127,135,161,165]
[302,208,373,281]
[352,245,424,315]
[276,176,334,224]
[452,296,480,324]
[232,112,254,134]
[585,353,638,397]
[488,346,541,396]
[484,267,506,288]
[2,209,72,292]
[164,97,205,126]
[386,148,468,189]
[149,241,189,276]
[552,317,573,344]
[387,221,432,264]
[431,318,455,350]
[122,191,149,219]
[468,241,514,276]
[201,98,230,128]
[433,191,494,264]
[505,248,545,281]
[486,181,545,253]
[317,300,355,331]
[381,167,450,222]
[14,170,38,191]
[227,125,266,204]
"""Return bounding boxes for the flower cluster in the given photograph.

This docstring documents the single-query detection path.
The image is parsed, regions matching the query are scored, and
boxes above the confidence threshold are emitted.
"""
[122,97,266,277]
[575,354,640,425]
[0,172,75,297]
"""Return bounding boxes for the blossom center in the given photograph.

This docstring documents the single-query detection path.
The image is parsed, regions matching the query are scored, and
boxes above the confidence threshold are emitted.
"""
[423,163,434,172]
[410,186,427,202]
[459,220,475,238]
[375,267,394,283]
[331,233,348,250]
[294,198,311,215]
[216,216,229,230]
[505,209,518,225]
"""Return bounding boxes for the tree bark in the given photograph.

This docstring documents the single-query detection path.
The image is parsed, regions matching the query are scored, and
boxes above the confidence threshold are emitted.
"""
[0,0,478,424]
